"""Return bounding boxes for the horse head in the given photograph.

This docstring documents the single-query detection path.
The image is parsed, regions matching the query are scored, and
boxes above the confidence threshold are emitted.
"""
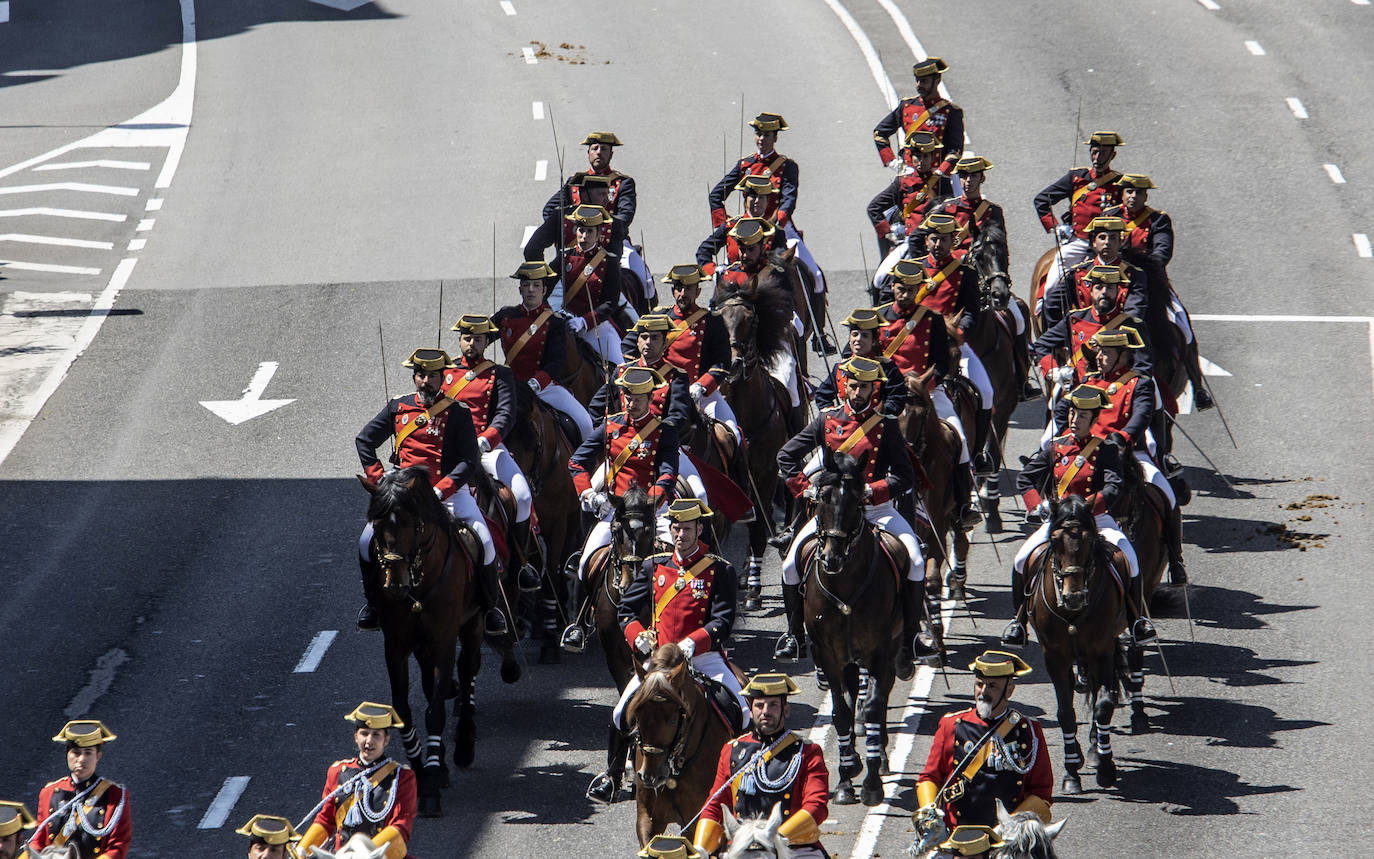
[813,453,867,575]
[33,847,80,859]
[626,643,693,791]
[970,221,1012,310]
[995,799,1067,859]
[1047,495,1099,613]
[713,288,760,381]
[611,485,657,588]
[366,465,446,595]
[722,803,791,859]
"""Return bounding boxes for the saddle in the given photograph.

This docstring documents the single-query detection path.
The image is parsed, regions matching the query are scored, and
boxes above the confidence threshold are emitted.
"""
[692,666,747,734]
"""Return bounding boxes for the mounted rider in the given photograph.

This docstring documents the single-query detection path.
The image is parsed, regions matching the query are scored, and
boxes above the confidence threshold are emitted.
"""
[355,348,509,636]
[1001,385,1156,646]
[1034,131,1127,292]
[1041,217,1151,331]
[873,56,964,175]
[867,130,953,262]
[555,203,626,364]
[915,651,1052,831]
[235,815,300,859]
[695,673,831,859]
[31,721,130,859]
[775,357,936,669]
[718,218,805,416]
[709,112,799,230]
[524,130,636,261]
[588,498,749,802]
[0,802,36,859]
[933,156,1007,255]
[1032,264,1153,398]
[820,308,908,417]
[493,260,596,444]
[298,703,417,859]
[696,175,788,271]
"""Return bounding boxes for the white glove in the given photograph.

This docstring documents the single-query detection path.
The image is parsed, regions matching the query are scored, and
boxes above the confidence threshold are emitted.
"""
[634,630,657,655]
[1055,224,1076,244]
[596,495,614,518]
[891,222,908,242]
[886,158,906,174]
[689,383,706,402]
[567,316,588,334]
[1053,366,1076,387]
[802,484,819,501]
[863,484,874,500]
[434,487,445,500]
[477,436,491,453]
[528,378,542,392]
[580,489,599,512]
[1034,499,1051,521]
[677,637,696,659]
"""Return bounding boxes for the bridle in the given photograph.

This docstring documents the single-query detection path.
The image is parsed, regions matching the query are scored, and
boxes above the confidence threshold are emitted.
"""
[629,684,710,792]
[808,477,874,617]
[602,507,653,605]
[715,294,759,381]
[372,509,451,614]
[1043,521,1104,617]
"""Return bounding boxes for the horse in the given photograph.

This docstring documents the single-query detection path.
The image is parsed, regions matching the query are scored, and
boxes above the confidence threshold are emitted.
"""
[307,833,389,859]
[359,466,519,817]
[1025,495,1129,794]
[712,269,795,608]
[624,643,734,846]
[562,326,606,404]
[1113,446,1170,734]
[899,373,970,617]
[28,847,78,859]
[965,220,1031,533]
[721,804,791,859]
[802,453,903,806]
[580,485,661,801]
[995,800,1067,859]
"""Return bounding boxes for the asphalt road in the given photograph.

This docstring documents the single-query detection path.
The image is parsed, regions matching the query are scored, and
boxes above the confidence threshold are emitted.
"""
[2,0,1372,856]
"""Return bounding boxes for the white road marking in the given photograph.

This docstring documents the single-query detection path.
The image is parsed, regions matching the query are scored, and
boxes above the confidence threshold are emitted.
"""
[820,0,898,109]
[534,159,548,181]
[1353,0,1370,6]
[522,46,537,64]
[199,361,296,425]
[532,101,544,120]
[128,238,146,251]
[0,259,101,275]
[0,207,126,222]
[0,182,139,196]
[293,630,339,673]
[1192,313,1374,322]
[1324,163,1347,184]
[847,669,934,859]
[0,233,113,250]
[521,224,537,247]
[1197,0,1220,9]
[874,0,928,65]
[1355,233,1372,258]
[35,160,151,172]
[0,3,9,24]
[146,198,163,211]
[2,70,66,77]
[500,0,516,14]
[196,777,251,829]
[307,0,372,9]
[1286,97,1308,119]
[137,218,155,231]
[64,649,130,717]
[1245,40,1266,55]
[10,291,93,301]
[1199,356,1232,377]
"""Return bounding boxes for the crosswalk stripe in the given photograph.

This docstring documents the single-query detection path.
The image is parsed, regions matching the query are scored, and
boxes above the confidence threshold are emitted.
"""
[0,182,139,196]
[0,207,127,222]
[0,233,115,250]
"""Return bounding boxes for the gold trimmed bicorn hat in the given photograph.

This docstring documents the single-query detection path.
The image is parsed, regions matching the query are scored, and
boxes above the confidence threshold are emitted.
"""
[1066,385,1112,412]
[742,672,802,698]
[662,264,708,286]
[839,356,883,383]
[747,112,789,133]
[912,56,950,78]
[345,702,405,730]
[920,212,960,235]
[580,131,623,146]
[402,348,456,372]
[0,802,36,838]
[1089,328,1145,350]
[511,260,558,282]
[1119,173,1155,190]
[235,815,301,846]
[939,825,1005,856]
[451,314,499,335]
[52,720,116,747]
[968,650,1033,678]
[565,203,612,226]
[735,174,778,196]
[844,308,884,331]
[1084,130,1125,147]
[728,217,776,247]
[616,366,665,394]
[665,498,713,523]
[904,129,941,153]
[631,314,673,334]
[954,155,993,174]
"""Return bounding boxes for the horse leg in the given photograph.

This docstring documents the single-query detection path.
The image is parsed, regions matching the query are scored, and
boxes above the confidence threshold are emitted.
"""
[497,616,523,685]
[1094,667,1119,787]
[1049,658,1083,795]
[453,618,482,769]
[978,472,1003,534]
[413,651,448,817]
[385,636,423,771]
[829,662,861,805]
[1126,640,1149,734]
[537,568,562,665]
[861,666,895,806]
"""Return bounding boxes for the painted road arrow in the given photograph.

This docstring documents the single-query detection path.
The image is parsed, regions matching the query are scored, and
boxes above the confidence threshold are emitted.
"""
[308,0,373,10]
[200,362,295,425]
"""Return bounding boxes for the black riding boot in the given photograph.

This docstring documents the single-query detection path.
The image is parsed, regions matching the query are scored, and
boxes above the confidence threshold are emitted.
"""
[972,408,995,475]
[895,581,937,680]
[560,574,589,653]
[1185,341,1214,410]
[955,464,982,530]
[1000,566,1027,645]
[479,560,510,637]
[357,555,382,631]
[774,583,808,661]
[1128,574,1158,644]
[511,520,541,592]
[1164,507,1189,586]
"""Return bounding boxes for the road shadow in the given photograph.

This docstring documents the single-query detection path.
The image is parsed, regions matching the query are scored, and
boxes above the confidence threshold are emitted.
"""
[1113,756,1299,815]
[1172,583,1316,632]
[1144,695,1329,750]
[1150,639,1315,687]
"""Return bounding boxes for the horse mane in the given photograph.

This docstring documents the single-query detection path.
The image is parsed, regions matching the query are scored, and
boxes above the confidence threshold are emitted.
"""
[620,484,655,520]
[368,464,449,525]
[625,643,690,724]
[718,275,794,364]
[996,807,1064,859]
[1048,494,1095,533]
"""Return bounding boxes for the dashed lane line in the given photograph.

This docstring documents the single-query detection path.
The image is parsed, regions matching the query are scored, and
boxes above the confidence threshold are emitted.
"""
[34,160,151,172]
[522,46,537,65]
[1324,163,1347,184]
[197,777,251,829]
[1287,97,1308,119]
[500,0,516,14]
[146,198,163,211]
[532,101,544,120]
[1197,0,1220,9]
[292,630,339,673]
[1355,234,1372,258]
[0,233,114,250]
[0,207,127,222]
[534,159,548,181]
[64,648,130,717]
[1245,40,1266,55]
[0,259,101,275]
[0,182,139,196]
[136,218,155,231]
[0,2,9,24]
[128,239,146,251]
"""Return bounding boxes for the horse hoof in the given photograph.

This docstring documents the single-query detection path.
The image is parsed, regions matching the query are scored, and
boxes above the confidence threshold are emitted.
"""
[454,737,475,769]
[419,794,442,817]
[1085,747,1099,769]
[861,785,885,806]
[743,595,762,612]
[1062,775,1082,795]
[1131,711,1150,735]
[984,512,1002,534]
[538,643,561,665]
[833,782,859,805]
[1096,756,1118,787]
[501,660,522,684]
[880,755,891,776]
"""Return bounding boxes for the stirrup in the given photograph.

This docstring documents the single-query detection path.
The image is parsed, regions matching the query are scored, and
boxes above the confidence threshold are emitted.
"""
[1193,385,1214,410]
[485,608,509,637]
[585,771,617,804]
[774,633,803,661]
[560,624,587,654]
[1000,619,1027,646]
[357,604,380,632]
[517,563,541,592]
[1132,617,1158,645]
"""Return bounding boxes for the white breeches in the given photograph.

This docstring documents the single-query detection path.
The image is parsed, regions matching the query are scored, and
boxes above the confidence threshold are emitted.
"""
[698,389,742,445]
[781,501,925,585]
[1168,288,1194,344]
[1014,513,1138,579]
[769,347,801,408]
[578,320,625,365]
[1137,451,1176,508]
[537,383,595,438]
[621,239,657,304]
[1007,298,1027,335]
[873,243,905,293]
[483,444,531,522]
[612,650,748,730]
[960,343,994,407]
[359,486,496,566]
[932,386,971,464]
[1040,238,1092,311]
[784,222,827,294]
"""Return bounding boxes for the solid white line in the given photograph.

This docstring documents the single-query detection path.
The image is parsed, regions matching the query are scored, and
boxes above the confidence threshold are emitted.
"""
[1197,0,1220,9]
[127,238,146,251]
[0,233,114,249]
[10,291,93,301]
[1192,313,1374,323]
[0,182,138,196]
[197,777,251,829]
[521,225,537,247]
[532,101,544,120]
[137,218,155,231]
[0,258,136,465]
[2,70,65,77]
[534,159,548,181]
[293,630,339,673]
[0,259,101,275]
[34,160,151,172]
[874,0,928,64]
[1245,40,1266,55]
[146,198,163,211]
[847,671,933,859]
[522,46,537,64]
[1286,97,1308,119]
[0,207,126,222]
[500,0,516,14]
[0,3,9,24]
[1355,233,1373,258]
[1324,163,1347,184]
[820,0,898,109]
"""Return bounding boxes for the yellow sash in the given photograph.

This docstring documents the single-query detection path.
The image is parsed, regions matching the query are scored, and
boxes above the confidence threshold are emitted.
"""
[444,361,495,400]
[901,176,941,218]
[763,153,787,177]
[1069,312,1129,368]
[954,201,989,245]
[564,248,607,306]
[52,780,112,846]
[941,718,1018,803]
[666,308,708,345]
[908,98,948,135]
[503,310,553,368]
[836,411,885,455]
[1123,207,1153,235]
[393,397,454,448]
[651,553,716,626]
[333,761,399,830]
[1070,170,1120,206]
[1055,437,1103,499]
[609,416,661,481]
[926,255,964,292]
[882,306,931,358]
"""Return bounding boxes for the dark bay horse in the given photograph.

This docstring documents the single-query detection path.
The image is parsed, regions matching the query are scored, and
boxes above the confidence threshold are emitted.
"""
[624,643,733,845]
[562,329,606,405]
[802,453,902,807]
[1025,496,1129,794]
[1113,449,1170,733]
[360,466,501,816]
[899,373,970,615]
[581,486,660,800]
[713,271,794,607]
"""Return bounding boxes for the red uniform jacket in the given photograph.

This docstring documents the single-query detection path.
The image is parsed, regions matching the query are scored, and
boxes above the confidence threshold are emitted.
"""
[442,358,516,447]
[1034,167,1125,238]
[661,303,731,395]
[1088,366,1152,444]
[700,731,830,846]
[33,775,131,859]
[915,251,980,341]
[569,410,679,502]
[873,95,965,173]
[620,542,736,654]
[876,300,950,381]
[1017,432,1124,515]
[1033,306,1142,382]
[355,393,482,497]
[918,708,1052,828]
[494,301,567,389]
[559,242,621,327]
[778,404,915,507]
[311,757,417,851]
[934,195,1008,253]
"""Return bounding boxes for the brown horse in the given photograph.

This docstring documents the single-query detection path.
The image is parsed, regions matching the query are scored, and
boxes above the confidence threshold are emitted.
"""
[360,466,513,817]
[1025,495,1129,795]
[560,324,606,405]
[1113,448,1170,734]
[625,643,733,845]
[899,374,970,619]
[802,453,903,807]
[713,270,794,608]
[580,486,661,800]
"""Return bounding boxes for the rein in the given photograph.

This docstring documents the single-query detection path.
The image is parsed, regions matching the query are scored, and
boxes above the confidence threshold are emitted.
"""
[1033,527,1108,625]
[632,680,712,791]
[374,511,455,614]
